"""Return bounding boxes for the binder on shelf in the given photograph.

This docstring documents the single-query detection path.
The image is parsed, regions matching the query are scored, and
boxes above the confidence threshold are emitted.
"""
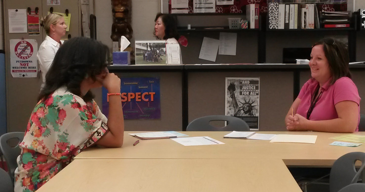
[285,4,290,29]
[278,4,285,29]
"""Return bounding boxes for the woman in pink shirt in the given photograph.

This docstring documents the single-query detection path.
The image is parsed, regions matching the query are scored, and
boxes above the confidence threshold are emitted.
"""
[285,38,360,133]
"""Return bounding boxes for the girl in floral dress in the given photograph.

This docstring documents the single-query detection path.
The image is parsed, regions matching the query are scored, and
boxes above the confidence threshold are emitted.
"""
[14,37,125,192]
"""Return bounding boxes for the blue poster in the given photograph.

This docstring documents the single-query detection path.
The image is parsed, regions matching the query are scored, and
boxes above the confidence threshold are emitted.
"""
[102,77,160,119]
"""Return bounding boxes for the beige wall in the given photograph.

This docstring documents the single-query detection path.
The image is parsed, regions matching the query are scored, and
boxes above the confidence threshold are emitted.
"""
[357,0,365,9]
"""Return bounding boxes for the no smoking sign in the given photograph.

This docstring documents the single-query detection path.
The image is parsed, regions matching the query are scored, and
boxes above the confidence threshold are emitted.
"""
[10,39,38,78]
[14,40,34,60]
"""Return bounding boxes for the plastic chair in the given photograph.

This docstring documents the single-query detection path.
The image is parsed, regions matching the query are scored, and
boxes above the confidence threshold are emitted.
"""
[186,115,250,131]
[0,168,13,192]
[329,152,365,192]
[0,132,24,182]
[358,114,365,131]
[339,183,365,192]
[338,183,365,192]
[299,152,365,192]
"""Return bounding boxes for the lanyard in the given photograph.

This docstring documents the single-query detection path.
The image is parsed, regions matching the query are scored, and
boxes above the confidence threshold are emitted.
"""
[306,85,323,120]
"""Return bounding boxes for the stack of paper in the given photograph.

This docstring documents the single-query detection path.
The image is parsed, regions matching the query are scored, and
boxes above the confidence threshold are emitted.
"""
[248,134,276,141]
[224,131,255,139]
[224,131,276,141]
[171,136,224,146]
[129,131,187,140]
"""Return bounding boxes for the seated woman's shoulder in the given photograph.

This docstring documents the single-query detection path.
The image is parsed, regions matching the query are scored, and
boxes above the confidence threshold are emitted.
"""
[334,77,356,87]
[50,87,87,106]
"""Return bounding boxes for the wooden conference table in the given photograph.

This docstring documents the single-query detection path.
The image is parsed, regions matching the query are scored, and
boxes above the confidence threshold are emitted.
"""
[76,131,365,167]
[37,131,365,192]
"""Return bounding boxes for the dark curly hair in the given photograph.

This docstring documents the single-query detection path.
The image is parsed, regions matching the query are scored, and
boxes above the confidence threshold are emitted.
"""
[312,37,351,84]
[154,13,180,40]
[38,37,110,102]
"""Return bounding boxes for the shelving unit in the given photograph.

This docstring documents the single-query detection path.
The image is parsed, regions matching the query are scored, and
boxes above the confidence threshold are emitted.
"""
[172,7,363,64]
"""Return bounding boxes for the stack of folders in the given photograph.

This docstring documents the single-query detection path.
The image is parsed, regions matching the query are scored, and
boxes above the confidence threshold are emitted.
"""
[320,11,351,28]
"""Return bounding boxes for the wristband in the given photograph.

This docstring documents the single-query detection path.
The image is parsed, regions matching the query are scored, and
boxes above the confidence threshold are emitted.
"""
[107,93,121,102]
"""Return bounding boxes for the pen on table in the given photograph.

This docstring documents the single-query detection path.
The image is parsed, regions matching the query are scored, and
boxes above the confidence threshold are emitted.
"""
[133,140,139,146]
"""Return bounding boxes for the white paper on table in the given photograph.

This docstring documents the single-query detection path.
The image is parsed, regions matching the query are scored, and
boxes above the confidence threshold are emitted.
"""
[224,131,255,139]
[219,32,237,56]
[171,136,224,146]
[216,0,234,6]
[270,134,317,144]
[171,0,189,8]
[166,44,181,64]
[129,131,187,138]
[248,134,276,141]
[193,0,216,13]
[199,37,219,62]
[8,9,27,33]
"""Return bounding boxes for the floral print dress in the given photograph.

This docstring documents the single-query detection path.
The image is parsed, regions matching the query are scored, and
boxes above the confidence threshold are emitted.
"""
[14,87,109,192]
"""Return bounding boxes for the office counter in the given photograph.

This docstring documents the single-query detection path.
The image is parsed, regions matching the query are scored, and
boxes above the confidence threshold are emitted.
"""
[107,64,365,131]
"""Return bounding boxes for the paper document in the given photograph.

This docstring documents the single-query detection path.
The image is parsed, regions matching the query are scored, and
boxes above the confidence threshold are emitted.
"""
[270,134,317,144]
[216,0,234,5]
[129,131,188,139]
[248,134,276,141]
[172,136,224,146]
[219,32,237,56]
[166,44,181,64]
[331,134,365,143]
[224,131,255,139]
[193,0,216,13]
[8,9,27,33]
[171,0,189,8]
[330,141,362,147]
[199,37,219,62]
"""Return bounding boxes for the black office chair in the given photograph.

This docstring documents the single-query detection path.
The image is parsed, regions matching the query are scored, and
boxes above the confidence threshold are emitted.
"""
[0,132,24,182]
[338,183,365,192]
[186,115,250,131]
[358,114,365,131]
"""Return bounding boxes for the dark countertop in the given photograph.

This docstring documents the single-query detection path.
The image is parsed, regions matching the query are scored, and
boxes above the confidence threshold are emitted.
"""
[108,63,365,72]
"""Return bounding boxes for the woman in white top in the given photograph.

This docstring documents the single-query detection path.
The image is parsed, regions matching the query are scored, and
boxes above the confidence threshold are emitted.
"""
[154,13,183,64]
[37,13,67,89]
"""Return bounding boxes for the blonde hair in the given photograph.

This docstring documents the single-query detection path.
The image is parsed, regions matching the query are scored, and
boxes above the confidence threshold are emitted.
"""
[41,13,63,35]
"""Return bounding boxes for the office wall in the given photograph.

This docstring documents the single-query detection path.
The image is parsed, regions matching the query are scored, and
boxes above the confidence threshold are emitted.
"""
[188,71,293,130]
[357,0,365,9]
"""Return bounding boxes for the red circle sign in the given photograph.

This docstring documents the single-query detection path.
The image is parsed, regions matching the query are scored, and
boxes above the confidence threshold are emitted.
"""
[14,40,33,60]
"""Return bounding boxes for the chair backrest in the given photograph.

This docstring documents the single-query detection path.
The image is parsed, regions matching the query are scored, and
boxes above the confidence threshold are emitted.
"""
[338,183,365,192]
[0,132,24,181]
[358,114,365,131]
[330,152,365,192]
[186,115,250,131]
[0,168,13,192]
